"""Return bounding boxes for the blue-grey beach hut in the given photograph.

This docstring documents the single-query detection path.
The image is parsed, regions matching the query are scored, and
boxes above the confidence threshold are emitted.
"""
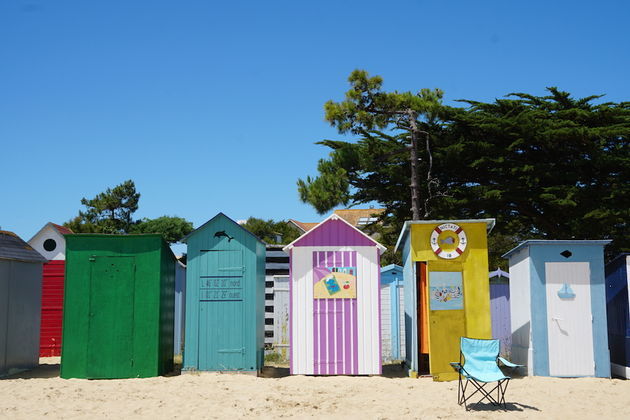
[0,231,47,376]
[605,253,630,379]
[182,213,266,373]
[381,264,405,362]
[505,240,611,377]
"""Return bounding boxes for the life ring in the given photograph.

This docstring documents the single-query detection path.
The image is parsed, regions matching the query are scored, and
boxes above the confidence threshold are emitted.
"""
[430,223,467,259]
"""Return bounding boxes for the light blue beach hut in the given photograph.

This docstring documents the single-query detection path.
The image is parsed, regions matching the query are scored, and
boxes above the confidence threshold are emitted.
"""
[605,253,630,379]
[182,213,266,373]
[381,264,405,362]
[504,240,611,377]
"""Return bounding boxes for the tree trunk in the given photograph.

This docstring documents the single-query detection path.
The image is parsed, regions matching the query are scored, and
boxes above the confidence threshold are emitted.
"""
[408,110,421,220]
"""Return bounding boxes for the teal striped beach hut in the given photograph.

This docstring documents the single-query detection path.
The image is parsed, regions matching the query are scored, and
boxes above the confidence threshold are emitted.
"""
[182,213,266,373]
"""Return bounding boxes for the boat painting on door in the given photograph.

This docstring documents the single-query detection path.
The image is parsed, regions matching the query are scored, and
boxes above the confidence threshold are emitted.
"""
[312,250,358,375]
[545,262,594,377]
[198,249,245,371]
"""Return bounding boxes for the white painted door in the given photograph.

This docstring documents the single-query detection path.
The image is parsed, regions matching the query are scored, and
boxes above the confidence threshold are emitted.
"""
[545,262,594,376]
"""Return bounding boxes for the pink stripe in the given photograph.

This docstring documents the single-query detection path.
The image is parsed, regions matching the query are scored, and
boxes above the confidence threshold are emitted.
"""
[327,298,334,374]
[353,298,358,374]
[313,252,318,375]
[336,298,343,373]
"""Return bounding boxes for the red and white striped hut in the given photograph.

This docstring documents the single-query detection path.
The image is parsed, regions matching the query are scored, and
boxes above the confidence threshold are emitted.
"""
[283,213,386,375]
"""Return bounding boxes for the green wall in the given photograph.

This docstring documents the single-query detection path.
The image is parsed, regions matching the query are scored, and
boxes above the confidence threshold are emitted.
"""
[60,234,175,379]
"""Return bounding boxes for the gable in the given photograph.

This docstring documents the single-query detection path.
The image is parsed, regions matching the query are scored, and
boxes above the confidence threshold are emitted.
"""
[292,217,378,248]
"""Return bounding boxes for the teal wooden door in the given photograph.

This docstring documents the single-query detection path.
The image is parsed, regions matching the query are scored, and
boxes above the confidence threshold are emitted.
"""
[198,250,245,370]
[87,256,135,378]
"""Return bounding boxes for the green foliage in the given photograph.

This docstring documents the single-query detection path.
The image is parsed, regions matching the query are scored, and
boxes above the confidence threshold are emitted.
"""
[446,88,630,261]
[131,216,193,243]
[241,217,302,244]
[64,180,195,243]
[299,71,630,264]
[65,180,140,234]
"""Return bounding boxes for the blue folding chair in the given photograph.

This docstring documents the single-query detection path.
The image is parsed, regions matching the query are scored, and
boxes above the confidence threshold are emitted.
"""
[450,337,522,410]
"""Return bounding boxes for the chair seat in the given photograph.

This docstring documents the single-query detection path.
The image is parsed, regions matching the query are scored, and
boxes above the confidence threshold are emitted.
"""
[461,369,509,383]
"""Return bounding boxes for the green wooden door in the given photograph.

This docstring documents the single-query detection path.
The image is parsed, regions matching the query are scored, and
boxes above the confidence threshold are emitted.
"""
[87,256,135,379]
[198,250,245,370]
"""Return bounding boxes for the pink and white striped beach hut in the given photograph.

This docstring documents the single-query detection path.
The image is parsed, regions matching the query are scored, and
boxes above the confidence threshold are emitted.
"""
[283,214,386,375]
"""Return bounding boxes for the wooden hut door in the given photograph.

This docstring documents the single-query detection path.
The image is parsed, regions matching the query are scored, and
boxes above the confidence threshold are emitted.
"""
[312,251,358,375]
[198,250,245,370]
[87,256,135,379]
[545,262,594,376]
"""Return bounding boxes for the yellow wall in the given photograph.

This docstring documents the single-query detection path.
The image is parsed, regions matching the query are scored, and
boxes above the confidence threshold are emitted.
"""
[410,222,492,381]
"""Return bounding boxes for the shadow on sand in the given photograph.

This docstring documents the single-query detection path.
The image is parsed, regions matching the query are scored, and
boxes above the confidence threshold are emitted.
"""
[463,401,541,413]
[2,362,60,380]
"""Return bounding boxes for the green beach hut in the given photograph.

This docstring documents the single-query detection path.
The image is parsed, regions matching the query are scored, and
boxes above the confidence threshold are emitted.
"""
[60,234,175,379]
[182,213,265,373]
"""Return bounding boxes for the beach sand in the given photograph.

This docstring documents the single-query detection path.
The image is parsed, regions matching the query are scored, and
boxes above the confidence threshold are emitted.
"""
[1,358,629,419]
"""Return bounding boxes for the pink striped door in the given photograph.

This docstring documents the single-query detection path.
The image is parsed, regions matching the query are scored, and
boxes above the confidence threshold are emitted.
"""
[313,251,358,375]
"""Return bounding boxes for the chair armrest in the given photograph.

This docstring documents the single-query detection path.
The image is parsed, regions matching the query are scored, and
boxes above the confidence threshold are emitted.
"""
[450,362,463,372]
[498,356,523,368]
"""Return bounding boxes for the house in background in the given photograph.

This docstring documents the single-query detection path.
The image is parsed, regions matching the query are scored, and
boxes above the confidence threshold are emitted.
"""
[28,222,73,357]
[289,208,385,235]
[1,230,47,376]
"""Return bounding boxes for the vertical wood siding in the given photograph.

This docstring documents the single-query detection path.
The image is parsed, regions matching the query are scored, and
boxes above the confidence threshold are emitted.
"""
[489,282,511,357]
[40,260,65,357]
[290,246,380,375]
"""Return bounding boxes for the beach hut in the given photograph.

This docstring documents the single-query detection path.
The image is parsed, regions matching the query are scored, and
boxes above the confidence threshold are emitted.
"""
[174,260,186,356]
[0,231,47,377]
[182,213,266,373]
[504,240,611,378]
[395,219,495,381]
[489,268,511,357]
[60,234,176,379]
[265,244,290,360]
[381,264,405,362]
[28,222,73,356]
[283,213,386,375]
[605,253,630,379]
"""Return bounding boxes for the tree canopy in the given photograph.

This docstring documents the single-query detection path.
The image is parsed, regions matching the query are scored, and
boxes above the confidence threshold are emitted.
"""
[241,217,302,245]
[130,216,193,243]
[64,180,194,243]
[298,71,630,266]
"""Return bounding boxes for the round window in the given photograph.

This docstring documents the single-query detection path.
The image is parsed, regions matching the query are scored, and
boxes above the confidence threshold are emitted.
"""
[43,238,57,252]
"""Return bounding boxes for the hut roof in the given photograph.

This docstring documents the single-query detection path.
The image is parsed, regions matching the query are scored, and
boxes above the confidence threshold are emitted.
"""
[28,222,74,243]
[0,230,47,263]
[181,212,264,245]
[394,219,496,252]
[502,239,612,259]
[283,213,386,253]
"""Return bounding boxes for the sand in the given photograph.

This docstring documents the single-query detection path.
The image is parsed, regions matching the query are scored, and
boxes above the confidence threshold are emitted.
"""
[1,358,629,419]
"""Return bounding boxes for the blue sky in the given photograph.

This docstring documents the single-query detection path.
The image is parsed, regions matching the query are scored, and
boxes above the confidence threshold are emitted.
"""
[1,0,628,245]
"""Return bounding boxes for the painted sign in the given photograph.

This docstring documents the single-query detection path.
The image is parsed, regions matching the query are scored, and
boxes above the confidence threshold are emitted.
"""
[314,265,357,299]
[429,271,464,310]
[199,277,243,301]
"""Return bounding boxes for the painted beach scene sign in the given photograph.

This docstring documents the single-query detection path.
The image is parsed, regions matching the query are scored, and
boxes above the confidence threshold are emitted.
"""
[429,271,464,311]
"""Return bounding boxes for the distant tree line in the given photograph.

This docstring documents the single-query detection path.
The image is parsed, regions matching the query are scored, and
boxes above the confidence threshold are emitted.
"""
[298,70,630,267]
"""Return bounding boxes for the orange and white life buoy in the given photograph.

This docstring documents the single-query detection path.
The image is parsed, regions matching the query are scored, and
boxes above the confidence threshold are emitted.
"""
[430,223,467,259]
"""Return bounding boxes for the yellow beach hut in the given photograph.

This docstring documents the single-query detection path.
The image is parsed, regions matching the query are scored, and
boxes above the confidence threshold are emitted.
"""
[395,219,495,381]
